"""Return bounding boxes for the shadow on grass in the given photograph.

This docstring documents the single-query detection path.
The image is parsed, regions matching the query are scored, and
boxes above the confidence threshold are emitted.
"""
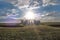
[0,23,24,27]
[49,25,60,27]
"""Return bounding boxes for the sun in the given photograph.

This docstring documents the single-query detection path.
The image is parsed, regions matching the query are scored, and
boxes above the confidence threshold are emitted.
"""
[24,11,35,20]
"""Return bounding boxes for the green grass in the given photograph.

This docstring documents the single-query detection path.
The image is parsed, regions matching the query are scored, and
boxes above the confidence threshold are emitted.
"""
[41,22,60,25]
[0,25,60,40]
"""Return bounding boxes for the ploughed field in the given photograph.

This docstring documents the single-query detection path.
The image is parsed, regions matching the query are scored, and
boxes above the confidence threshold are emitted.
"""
[0,24,60,40]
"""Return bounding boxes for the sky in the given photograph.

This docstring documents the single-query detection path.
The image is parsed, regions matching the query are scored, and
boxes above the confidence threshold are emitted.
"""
[0,0,60,22]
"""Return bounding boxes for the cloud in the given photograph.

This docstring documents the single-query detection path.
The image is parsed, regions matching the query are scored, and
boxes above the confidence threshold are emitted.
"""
[41,5,60,12]
[0,0,42,9]
[0,1,24,23]
[0,0,60,22]
[17,0,30,6]
[40,16,55,22]
[42,0,60,6]
[29,0,42,7]
[1,0,18,5]
[40,11,60,22]
[41,0,60,21]
[15,0,42,9]
[41,16,60,22]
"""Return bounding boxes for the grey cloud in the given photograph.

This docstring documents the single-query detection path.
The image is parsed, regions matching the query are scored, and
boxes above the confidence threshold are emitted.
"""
[1,0,42,9]
[29,0,42,7]
[7,0,30,7]
[41,11,60,22]
[0,0,18,5]
[43,0,60,6]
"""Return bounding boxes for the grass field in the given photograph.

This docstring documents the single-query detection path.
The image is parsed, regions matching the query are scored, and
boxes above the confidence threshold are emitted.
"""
[0,25,60,40]
[41,22,60,26]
